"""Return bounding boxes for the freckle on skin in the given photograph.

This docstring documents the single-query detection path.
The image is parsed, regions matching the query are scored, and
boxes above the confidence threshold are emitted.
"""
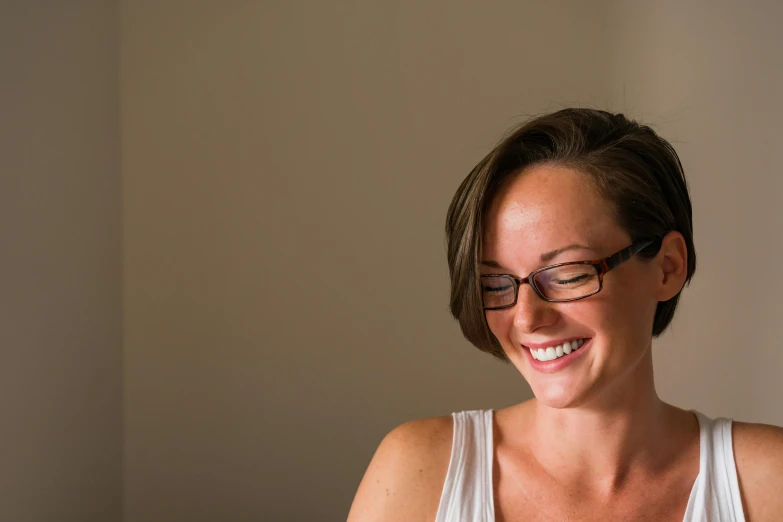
[386,488,389,496]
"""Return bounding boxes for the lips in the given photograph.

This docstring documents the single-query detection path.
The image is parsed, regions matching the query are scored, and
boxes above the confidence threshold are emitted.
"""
[521,337,593,373]
[526,338,586,361]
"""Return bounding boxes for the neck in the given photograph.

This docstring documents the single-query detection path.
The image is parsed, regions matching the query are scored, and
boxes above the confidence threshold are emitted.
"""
[528,349,689,493]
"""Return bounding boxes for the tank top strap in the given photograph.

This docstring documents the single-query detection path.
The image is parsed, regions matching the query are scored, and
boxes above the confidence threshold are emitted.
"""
[682,410,746,521]
[434,409,495,522]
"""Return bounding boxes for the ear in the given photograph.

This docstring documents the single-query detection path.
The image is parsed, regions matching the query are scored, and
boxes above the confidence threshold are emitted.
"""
[656,231,688,302]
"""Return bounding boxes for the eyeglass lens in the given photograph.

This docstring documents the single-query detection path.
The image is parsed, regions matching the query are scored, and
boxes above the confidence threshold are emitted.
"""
[481,264,600,308]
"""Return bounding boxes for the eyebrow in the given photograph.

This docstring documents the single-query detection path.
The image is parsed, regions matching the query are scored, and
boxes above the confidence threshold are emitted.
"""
[480,243,592,269]
[539,243,592,263]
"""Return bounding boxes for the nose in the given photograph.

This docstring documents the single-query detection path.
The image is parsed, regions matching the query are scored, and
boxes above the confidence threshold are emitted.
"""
[512,283,558,333]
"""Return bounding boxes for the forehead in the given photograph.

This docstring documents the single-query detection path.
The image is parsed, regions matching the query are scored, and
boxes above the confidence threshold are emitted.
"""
[483,164,625,261]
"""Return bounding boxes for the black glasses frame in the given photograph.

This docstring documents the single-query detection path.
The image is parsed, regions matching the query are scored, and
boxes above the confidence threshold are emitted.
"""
[481,238,661,310]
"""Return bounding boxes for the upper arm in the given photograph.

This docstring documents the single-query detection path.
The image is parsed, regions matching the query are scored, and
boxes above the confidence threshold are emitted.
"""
[733,421,783,522]
[346,416,453,522]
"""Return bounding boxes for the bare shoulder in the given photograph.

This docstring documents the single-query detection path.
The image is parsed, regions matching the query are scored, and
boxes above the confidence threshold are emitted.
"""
[346,415,454,522]
[732,420,783,522]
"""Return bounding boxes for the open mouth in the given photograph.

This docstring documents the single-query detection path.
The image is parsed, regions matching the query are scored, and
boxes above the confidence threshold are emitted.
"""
[526,338,589,362]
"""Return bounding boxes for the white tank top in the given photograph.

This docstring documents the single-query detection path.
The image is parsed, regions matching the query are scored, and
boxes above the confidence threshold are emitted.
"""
[435,409,746,522]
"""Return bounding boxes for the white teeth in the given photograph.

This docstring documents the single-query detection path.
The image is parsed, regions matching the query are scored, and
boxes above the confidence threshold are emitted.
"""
[530,339,588,362]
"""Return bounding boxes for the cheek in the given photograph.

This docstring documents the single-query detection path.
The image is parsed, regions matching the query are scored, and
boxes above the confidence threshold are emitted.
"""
[599,279,658,344]
[485,311,512,343]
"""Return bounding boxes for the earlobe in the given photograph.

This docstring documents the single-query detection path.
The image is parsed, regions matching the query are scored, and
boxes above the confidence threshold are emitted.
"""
[657,232,688,302]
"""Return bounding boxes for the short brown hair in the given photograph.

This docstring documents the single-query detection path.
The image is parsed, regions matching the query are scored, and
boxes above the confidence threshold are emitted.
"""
[445,108,696,361]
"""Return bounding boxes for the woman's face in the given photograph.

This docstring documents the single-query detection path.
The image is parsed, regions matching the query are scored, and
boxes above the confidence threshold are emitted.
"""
[481,164,662,409]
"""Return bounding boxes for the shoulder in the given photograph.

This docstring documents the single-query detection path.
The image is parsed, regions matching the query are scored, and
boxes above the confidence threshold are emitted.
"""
[346,415,454,522]
[732,420,783,522]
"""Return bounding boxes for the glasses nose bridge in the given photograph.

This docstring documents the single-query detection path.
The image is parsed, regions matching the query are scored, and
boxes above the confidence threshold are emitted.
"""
[514,274,544,303]
[511,275,554,331]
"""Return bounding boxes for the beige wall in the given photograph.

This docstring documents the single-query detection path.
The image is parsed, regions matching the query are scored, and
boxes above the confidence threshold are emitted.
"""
[7,1,774,521]
[607,0,783,426]
[121,2,607,521]
[0,1,122,521]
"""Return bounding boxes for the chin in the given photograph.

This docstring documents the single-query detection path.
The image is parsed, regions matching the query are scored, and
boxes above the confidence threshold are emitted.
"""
[529,382,588,409]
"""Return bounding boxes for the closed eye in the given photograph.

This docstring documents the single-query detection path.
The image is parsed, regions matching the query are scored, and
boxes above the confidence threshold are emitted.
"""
[554,274,590,285]
[483,284,514,292]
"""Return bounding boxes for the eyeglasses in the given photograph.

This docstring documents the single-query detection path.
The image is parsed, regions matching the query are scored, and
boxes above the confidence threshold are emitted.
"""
[481,239,661,310]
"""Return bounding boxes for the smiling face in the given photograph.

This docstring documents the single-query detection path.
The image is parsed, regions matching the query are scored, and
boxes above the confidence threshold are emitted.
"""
[482,163,662,408]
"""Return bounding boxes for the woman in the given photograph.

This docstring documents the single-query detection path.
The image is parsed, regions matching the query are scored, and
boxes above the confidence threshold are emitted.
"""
[347,109,782,521]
